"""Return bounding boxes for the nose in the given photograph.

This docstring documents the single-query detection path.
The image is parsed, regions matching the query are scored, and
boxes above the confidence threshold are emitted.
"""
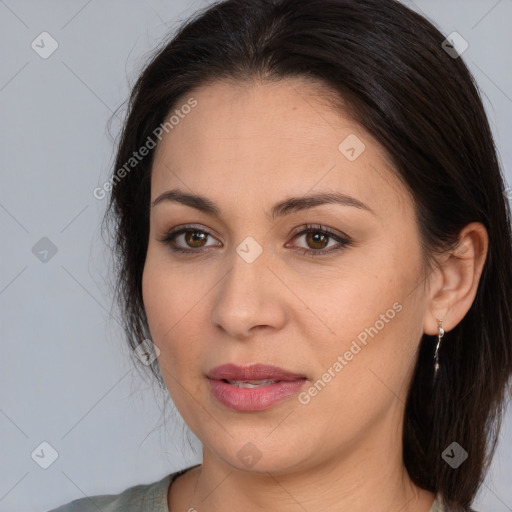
[210,246,288,340]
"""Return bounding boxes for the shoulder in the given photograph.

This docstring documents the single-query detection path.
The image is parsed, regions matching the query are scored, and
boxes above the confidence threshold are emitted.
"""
[46,473,172,512]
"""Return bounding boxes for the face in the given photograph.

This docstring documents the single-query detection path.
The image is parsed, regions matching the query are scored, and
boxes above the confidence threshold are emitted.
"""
[142,77,429,474]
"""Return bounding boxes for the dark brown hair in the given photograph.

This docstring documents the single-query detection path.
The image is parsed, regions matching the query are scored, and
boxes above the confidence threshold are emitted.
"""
[104,0,512,509]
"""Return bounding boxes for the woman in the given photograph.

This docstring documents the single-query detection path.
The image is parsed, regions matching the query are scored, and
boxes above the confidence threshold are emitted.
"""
[49,0,512,511]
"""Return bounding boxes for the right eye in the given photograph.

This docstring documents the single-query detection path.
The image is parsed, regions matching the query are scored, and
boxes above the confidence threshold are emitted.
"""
[158,225,222,254]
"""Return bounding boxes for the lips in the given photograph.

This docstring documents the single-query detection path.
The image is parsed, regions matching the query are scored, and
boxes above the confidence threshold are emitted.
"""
[207,363,306,382]
[206,364,307,411]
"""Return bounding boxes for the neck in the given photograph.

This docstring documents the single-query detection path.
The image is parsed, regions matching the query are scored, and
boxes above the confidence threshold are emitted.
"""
[171,431,435,512]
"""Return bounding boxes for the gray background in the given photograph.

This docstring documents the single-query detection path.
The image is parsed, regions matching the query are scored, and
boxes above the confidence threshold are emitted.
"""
[0,1,511,511]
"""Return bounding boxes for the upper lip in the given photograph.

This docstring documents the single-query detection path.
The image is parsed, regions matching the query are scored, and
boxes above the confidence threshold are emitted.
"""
[207,363,306,382]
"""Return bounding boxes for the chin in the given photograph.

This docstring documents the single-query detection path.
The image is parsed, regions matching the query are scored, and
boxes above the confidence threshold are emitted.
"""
[202,432,317,476]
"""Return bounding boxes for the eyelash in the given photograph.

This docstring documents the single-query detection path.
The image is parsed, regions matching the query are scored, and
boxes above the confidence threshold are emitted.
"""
[157,223,352,258]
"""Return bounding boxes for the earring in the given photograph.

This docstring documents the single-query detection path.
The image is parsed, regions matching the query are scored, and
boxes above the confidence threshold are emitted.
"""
[433,319,445,383]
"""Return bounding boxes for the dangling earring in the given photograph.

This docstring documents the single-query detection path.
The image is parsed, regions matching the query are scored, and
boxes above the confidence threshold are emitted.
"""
[433,319,444,384]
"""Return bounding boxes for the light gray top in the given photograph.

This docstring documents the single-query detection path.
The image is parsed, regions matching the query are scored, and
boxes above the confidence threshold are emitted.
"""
[46,465,199,512]
[47,465,447,512]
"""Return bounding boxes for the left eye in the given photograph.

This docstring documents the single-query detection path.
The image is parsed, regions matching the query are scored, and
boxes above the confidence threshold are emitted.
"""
[158,224,351,256]
[293,229,338,251]
[287,224,351,256]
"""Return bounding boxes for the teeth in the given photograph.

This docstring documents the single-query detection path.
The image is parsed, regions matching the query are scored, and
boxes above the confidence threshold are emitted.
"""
[228,379,277,388]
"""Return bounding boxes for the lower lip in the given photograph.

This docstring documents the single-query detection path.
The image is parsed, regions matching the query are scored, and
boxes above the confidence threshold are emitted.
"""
[208,378,307,411]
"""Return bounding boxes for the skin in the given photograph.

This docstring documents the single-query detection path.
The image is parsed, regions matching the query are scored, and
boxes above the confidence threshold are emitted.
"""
[141,77,489,512]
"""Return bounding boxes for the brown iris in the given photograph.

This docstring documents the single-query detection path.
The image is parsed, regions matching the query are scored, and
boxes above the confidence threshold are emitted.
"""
[184,230,208,248]
[305,231,329,250]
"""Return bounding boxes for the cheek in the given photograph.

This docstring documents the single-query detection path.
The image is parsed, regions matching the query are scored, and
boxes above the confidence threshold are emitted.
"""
[142,253,184,366]
[298,306,418,440]
[334,309,421,418]
[299,256,406,354]
[141,252,205,372]
[142,261,200,416]
[142,248,191,336]
[141,256,168,340]
[303,255,422,401]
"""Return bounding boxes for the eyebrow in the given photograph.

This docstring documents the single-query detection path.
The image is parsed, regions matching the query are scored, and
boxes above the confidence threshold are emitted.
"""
[151,188,375,220]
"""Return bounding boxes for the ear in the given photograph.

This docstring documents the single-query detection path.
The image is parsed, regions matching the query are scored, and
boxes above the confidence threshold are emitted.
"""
[423,222,489,335]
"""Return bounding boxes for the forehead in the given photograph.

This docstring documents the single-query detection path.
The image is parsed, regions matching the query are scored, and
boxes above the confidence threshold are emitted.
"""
[150,78,412,219]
